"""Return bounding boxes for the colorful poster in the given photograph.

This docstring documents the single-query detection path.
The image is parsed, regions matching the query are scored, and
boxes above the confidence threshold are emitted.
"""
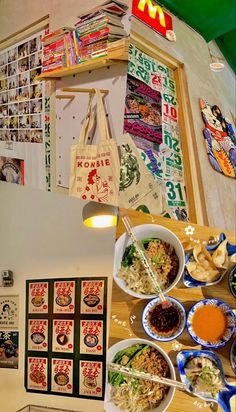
[51,358,73,394]
[79,361,103,398]
[199,99,236,178]
[0,295,19,328]
[124,75,162,148]
[52,319,74,353]
[0,156,24,184]
[28,281,49,314]
[80,280,105,315]
[124,44,189,220]
[80,320,103,355]
[27,357,48,391]
[28,319,48,352]
[53,280,75,314]
[0,330,18,368]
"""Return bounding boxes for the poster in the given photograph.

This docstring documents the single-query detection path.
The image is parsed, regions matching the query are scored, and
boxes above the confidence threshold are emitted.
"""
[79,361,103,398]
[25,277,107,400]
[125,44,189,220]
[0,330,18,369]
[0,33,48,190]
[199,99,236,178]
[51,358,73,394]
[0,156,24,184]
[0,295,19,328]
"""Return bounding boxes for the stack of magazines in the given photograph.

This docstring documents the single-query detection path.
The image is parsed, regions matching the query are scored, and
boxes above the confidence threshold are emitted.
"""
[75,1,128,62]
[42,27,80,72]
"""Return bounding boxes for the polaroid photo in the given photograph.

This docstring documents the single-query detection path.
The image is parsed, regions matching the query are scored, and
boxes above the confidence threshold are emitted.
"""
[7,76,17,90]
[9,116,18,129]
[30,114,42,129]
[8,61,17,77]
[0,105,8,117]
[0,53,7,66]
[18,86,29,101]
[30,68,41,84]
[9,130,18,142]
[19,102,29,115]
[30,52,42,69]
[30,99,42,114]
[9,103,18,116]
[9,89,19,102]
[18,57,29,73]
[19,115,30,129]
[8,48,17,63]
[30,84,42,99]
[19,71,29,87]
[0,79,7,92]
[0,92,8,104]
[18,42,29,59]
[31,129,43,143]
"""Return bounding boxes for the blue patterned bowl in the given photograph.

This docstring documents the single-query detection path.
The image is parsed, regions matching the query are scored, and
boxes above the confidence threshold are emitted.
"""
[184,233,236,288]
[177,350,236,412]
[142,296,186,342]
[187,299,236,348]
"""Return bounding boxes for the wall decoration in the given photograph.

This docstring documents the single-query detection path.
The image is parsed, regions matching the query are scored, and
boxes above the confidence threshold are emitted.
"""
[0,330,19,368]
[132,0,174,40]
[0,32,48,189]
[0,295,19,328]
[0,156,24,184]
[125,44,189,220]
[25,277,107,400]
[200,99,236,178]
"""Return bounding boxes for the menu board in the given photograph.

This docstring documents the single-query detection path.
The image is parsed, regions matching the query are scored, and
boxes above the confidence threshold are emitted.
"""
[25,277,107,400]
[125,44,189,221]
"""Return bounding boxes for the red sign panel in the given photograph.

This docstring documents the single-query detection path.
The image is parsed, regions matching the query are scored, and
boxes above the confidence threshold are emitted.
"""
[132,0,173,38]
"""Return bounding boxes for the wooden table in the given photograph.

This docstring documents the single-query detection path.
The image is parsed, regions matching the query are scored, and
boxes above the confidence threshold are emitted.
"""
[109,209,236,412]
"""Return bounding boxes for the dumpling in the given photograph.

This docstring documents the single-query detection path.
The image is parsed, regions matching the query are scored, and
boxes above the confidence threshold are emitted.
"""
[193,244,213,266]
[186,261,219,282]
[212,240,228,269]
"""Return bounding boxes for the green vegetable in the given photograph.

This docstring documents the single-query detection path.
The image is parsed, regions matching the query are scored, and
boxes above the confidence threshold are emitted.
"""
[121,238,161,267]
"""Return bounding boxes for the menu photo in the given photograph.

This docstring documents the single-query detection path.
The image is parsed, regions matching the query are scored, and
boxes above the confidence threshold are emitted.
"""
[27,357,48,391]
[79,360,103,398]
[80,320,103,356]
[51,358,73,394]
[28,281,49,314]
[28,319,48,351]
[80,280,105,315]
[52,319,74,353]
[53,280,75,314]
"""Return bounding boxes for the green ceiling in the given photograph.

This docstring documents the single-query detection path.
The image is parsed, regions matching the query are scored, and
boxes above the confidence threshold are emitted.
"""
[160,0,236,73]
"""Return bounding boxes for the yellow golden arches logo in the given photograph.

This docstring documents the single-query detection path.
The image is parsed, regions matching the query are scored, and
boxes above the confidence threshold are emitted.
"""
[137,0,166,27]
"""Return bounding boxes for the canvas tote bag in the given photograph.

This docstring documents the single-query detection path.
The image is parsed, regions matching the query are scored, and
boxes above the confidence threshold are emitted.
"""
[69,90,120,206]
[119,133,166,215]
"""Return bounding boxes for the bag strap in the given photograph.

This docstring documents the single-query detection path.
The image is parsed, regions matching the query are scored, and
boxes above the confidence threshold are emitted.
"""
[78,93,95,145]
[95,89,112,143]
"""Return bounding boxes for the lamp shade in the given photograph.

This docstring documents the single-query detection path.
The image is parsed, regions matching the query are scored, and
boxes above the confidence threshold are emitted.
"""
[82,202,118,228]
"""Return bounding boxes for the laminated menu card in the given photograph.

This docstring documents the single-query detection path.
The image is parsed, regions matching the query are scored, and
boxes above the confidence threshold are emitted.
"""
[28,282,49,314]
[28,319,48,352]
[52,319,74,353]
[51,358,73,394]
[27,357,48,391]
[80,280,104,314]
[80,320,103,355]
[79,361,103,398]
[53,280,75,314]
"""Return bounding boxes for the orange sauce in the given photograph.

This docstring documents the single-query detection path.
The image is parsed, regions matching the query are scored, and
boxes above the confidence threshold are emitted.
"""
[192,305,227,343]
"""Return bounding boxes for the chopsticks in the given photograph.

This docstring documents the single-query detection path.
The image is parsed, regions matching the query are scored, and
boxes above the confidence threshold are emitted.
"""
[107,362,186,390]
[121,214,167,303]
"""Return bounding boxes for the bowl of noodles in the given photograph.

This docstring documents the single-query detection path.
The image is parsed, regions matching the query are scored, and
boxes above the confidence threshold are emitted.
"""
[114,224,185,299]
[105,338,175,412]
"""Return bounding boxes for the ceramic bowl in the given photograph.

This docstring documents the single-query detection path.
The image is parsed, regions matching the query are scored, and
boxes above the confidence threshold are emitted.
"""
[184,233,236,288]
[230,338,236,374]
[228,264,236,299]
[177,350,236,412]
[105,338,175,412]
[186,298,236,348]
[142,296,186,342]
[114,224,185,299]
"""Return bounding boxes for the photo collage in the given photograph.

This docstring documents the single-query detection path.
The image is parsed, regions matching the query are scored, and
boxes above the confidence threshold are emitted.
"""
[0,35,43,144]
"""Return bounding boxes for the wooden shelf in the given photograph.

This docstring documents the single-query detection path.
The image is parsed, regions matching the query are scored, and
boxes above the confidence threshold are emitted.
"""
[37,40,129,81]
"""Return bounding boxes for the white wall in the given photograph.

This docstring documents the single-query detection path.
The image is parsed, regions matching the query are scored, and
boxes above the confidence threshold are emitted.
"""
[0,181,116,412]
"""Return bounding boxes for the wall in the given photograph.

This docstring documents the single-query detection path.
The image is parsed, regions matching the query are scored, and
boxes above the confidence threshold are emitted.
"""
[0,181,116,412]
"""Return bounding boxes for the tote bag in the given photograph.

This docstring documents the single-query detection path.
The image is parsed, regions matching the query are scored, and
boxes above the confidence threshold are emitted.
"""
[119,133,165,215]
[69,90,120,206]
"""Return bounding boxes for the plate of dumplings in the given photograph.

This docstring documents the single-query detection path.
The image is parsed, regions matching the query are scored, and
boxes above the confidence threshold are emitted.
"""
[184,233,236,288]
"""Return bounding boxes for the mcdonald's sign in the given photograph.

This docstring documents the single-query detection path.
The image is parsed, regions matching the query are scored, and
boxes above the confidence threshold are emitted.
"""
[132,0,173,39]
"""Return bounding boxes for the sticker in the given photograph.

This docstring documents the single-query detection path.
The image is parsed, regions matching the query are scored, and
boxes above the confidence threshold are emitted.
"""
[0,296,19,328]
[53,280,75,314]
[28,282,49,314]
[27,357,48,391]
[28,319,48,351]
[52,320,74,353]
[79,361,103,397]
[80,280,104,315]
[51,358,73,394]
[80,320,103,355]
[0,330,18,369]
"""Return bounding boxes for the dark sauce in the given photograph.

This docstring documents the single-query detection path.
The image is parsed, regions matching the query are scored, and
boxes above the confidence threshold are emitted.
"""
[149,303,180,334]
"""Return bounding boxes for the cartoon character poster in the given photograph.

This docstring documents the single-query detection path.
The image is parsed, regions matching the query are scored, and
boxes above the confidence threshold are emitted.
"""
[200,99,236,178]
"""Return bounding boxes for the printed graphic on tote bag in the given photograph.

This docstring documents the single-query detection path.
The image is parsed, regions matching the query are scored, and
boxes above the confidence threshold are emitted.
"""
[80,167,113,203]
